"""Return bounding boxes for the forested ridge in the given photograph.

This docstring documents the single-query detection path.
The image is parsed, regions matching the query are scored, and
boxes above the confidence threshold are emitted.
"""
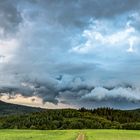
[0,103,140,130]
[0,100,43,116]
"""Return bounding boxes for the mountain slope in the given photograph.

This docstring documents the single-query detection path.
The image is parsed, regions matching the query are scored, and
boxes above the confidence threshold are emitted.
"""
[0,100,43,116]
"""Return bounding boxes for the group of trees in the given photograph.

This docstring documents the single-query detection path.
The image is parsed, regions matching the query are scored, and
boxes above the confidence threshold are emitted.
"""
[0,108,140,130]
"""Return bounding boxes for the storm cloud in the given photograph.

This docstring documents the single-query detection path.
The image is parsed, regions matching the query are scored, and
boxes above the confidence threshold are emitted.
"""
[0,0,140,109]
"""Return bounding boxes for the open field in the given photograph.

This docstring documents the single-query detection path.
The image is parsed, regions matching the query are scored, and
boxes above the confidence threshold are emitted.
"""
[85,130,140,140]
[0,130,78,140]
[0,129,140,140]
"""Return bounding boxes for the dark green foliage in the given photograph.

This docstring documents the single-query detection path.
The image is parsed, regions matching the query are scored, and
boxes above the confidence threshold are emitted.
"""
[0,107,140,130]
[90,107,140,123]
[122,123,140,130]
[0,101,140,130]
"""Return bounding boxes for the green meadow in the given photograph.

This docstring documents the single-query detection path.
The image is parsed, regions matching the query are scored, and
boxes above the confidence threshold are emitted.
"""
[0,130,78,140]
[85,130,140,140]
[0,129,140,140]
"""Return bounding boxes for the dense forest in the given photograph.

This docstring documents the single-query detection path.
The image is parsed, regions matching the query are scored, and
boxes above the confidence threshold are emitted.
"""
[0,105,140,130]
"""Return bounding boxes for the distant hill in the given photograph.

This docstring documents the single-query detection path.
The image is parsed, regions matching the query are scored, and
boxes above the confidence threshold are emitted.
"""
[0,100,140,130]
[0,100,44,116]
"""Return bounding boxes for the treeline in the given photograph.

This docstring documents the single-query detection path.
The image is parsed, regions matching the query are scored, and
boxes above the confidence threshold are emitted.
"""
[0,108,140,130]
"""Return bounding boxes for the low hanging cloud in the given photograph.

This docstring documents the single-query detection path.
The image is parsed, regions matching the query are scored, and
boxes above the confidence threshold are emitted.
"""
[58,77,140,109]
[82,87,140,102]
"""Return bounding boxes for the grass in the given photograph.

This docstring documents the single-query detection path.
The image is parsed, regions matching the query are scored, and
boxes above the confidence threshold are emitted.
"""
[0,130,78,140]
[0,129,140,140]
[85,129,140,140]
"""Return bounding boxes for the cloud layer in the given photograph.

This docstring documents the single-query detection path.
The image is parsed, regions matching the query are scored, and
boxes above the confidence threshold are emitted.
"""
[0,0,140,109]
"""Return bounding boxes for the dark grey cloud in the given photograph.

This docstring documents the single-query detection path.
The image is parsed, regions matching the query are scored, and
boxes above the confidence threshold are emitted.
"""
[0,0,140,109]
[0,0,22,36]
[58,82,140,109]
[26,0,140,28]
[0,0,140,33]
[0,79,59,104]
[56,62,99,75]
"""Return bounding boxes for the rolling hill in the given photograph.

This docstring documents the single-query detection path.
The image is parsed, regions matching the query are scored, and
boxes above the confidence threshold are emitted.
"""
[0,100,140,130]
[0,100,43,116]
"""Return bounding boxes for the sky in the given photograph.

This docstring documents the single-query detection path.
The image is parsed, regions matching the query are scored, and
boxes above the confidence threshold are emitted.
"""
[0,0,140,109]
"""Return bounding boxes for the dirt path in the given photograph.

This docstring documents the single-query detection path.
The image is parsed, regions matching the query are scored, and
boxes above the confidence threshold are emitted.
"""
[76,133,85,140]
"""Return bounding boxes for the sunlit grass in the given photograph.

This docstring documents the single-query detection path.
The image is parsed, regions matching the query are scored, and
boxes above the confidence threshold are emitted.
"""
[0,130,78,140]
[0,129,140,140]
[85,129,140,140]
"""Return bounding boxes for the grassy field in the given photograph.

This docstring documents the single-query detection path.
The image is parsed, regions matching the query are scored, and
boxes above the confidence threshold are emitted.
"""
[0,130,78,140]
[0,129,140,140]
[85,130,140,140]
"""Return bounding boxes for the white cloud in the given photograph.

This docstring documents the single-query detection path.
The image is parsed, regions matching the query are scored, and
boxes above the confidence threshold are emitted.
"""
[71,19,139,54]
[0,38,19,63]
[82,87,140,102]
[127,37,137,52]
